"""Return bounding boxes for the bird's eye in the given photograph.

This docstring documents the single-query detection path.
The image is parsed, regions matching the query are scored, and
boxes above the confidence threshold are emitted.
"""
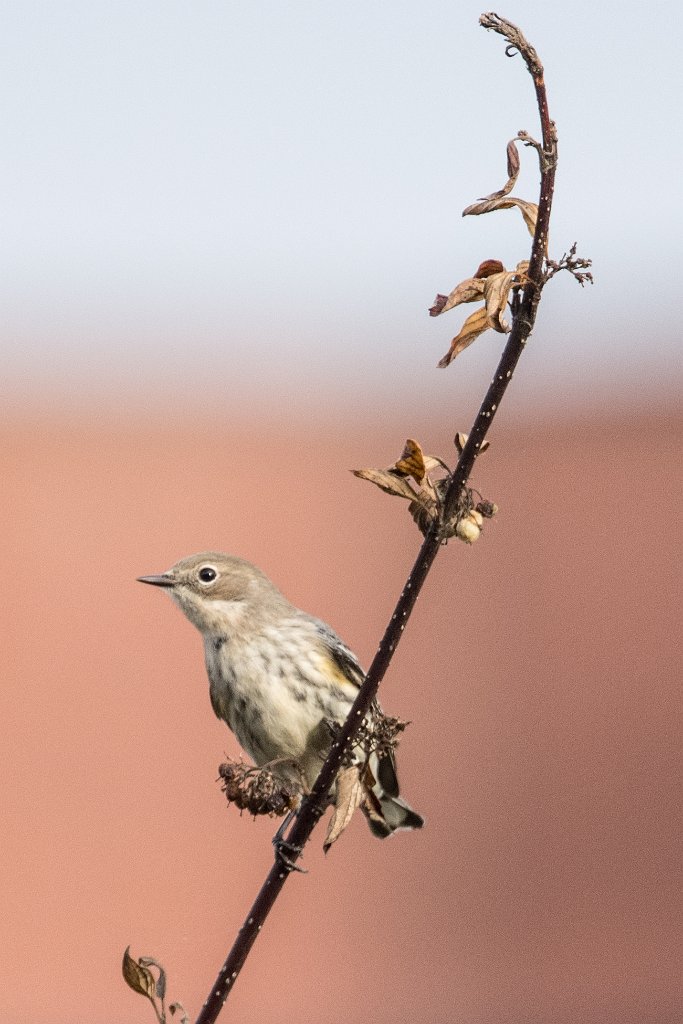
[198,566,217,584]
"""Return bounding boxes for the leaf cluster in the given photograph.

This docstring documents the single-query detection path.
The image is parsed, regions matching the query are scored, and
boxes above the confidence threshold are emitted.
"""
[354,437,497,544]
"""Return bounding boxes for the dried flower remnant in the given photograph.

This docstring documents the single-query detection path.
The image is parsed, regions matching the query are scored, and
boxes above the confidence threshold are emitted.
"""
[430,260,529,367]
[353,437,496,543]
[329,707,408,768]
[356,708,408,761]
[323,710,410,851]
[544,242,594,287]
[218,759,302,818]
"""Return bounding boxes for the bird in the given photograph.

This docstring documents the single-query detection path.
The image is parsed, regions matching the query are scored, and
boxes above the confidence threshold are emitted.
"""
[138,552,423,839]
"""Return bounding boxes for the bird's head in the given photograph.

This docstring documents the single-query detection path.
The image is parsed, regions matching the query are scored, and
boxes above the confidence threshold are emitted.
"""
[137,552,282,635]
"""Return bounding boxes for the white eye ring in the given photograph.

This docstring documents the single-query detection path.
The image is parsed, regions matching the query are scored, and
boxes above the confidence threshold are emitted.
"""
[198,565,218,585]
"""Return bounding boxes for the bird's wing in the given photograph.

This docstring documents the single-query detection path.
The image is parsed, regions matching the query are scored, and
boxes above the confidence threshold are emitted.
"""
[313,619,365,689]
[313,619,400,799]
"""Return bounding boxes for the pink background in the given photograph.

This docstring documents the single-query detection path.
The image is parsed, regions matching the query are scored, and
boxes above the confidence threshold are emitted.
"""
[2,408,679,1023]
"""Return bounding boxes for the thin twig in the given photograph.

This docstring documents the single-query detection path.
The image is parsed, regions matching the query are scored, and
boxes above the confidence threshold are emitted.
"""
[194,15,557,1024]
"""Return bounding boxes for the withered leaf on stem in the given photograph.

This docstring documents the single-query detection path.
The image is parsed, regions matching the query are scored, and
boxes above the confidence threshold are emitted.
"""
[354,440,449,509]
[438,306,490,367]
[353,438,494,543]
[483,262,528,332]
[429,276,484,317]
[394,438,427,484]
[463,194,538,236]
[435,261,528,366]
[139,957,166,1002]
[351,467,418,501]
[506,137,521,183]
[461,135,538,235]
[324,766,364,852]
[478,138,521,200]
[122,947,156,1002]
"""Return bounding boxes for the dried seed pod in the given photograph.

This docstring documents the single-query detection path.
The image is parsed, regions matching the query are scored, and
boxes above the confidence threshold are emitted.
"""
[218,760,301,818]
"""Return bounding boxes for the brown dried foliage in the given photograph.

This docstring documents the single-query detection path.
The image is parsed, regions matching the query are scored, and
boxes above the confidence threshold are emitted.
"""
[218,760,302,818]
[353,437,496,543]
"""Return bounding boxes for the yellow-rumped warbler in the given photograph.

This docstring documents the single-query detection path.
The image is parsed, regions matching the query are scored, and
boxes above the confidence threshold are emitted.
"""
[138,552,423,838]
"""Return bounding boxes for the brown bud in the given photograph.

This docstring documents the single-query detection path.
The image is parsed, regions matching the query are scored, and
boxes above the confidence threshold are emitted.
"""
[473,259,505,279]
[476,500,498,519]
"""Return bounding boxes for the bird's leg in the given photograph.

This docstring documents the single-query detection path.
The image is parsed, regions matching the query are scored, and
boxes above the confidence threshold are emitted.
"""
[272,810,307,874]
[272,810,295,844]
[255,758,308,872]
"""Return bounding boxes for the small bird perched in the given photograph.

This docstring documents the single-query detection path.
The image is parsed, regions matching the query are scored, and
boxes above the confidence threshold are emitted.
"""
[138,552,423,839]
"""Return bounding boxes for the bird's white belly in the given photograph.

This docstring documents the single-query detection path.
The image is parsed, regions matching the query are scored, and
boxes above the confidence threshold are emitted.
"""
[204,633,356,778]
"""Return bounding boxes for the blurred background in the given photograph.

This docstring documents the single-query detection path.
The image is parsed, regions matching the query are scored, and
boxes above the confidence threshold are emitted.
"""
[2,3,680,1023]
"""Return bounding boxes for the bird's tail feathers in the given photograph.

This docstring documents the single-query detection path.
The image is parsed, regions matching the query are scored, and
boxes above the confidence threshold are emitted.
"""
[361,753,424,838]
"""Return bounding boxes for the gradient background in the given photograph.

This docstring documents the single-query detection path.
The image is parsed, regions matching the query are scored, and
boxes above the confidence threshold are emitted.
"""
[2,3,681,1023]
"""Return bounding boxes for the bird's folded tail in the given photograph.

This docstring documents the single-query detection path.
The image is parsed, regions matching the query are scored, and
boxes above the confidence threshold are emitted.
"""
[361,752,424,838]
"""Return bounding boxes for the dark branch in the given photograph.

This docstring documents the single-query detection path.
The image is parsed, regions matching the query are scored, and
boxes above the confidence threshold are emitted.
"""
[194,15,558,1024]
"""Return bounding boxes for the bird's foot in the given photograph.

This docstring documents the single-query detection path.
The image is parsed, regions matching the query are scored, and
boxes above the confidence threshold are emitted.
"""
[273,836,307,874]
[272,811,307,873]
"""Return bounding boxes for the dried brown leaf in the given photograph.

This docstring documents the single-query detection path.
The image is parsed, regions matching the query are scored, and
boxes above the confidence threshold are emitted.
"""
[395,438,426,484]
[438,306,490,368]
[139,958,166,1001]
[462,195,538,236]
[351,467,417,501]
[430,277,484,317]
[482,270,516,333]
[507,198,538,236]
[122,947,156,1002]
[422,453,451,475]
[506,138,521,184]
[478,138,521,200]
[324,766,364,852]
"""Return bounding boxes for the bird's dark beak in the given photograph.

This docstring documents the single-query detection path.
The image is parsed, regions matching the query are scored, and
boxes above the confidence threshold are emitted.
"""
[137,573,176,588]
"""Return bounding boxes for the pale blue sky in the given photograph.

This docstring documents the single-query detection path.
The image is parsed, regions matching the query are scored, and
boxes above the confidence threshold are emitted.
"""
[3,1,681,420]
